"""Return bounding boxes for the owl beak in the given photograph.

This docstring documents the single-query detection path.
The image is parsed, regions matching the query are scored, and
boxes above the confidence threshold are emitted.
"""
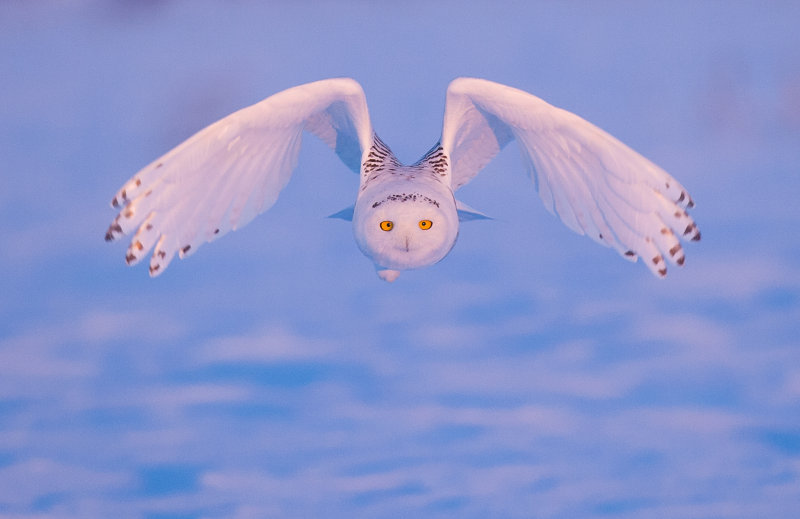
[404,236,410,252]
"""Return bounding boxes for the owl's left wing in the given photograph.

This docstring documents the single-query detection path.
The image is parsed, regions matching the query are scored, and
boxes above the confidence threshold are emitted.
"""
[105,78,372,276]
[441,77,700,277]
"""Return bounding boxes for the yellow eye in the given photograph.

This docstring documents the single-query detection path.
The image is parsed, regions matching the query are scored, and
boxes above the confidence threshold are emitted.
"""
[379,221,394,231]
[418,219,433,230]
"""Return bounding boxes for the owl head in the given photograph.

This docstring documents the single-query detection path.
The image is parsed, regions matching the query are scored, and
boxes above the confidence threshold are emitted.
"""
[352,182,459,273]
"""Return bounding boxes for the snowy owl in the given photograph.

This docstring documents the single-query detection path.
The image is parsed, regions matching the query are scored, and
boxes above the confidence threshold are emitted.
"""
[105,78,700,282]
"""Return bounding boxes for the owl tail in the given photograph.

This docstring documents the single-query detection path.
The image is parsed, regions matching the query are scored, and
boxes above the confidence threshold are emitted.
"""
[376,268,401,282]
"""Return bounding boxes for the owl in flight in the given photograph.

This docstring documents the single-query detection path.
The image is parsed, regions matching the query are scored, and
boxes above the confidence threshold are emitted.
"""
[106,78,700,282]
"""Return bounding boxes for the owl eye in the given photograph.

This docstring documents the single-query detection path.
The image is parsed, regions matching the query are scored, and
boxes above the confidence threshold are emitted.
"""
[379,221,394,231]
[418,220,433,230]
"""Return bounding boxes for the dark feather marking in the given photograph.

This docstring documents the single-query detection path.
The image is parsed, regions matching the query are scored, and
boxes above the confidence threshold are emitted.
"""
[105,222,122,242]
[372,192,440,209]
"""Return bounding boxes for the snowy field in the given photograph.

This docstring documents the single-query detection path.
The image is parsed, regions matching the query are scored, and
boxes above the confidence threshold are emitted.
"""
[1,1,799,517]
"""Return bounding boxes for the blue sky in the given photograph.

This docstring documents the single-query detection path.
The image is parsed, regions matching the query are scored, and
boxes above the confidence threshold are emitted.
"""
[1,1,799,517]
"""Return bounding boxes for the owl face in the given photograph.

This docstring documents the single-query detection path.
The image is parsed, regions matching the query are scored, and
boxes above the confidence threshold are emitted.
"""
[353,182,459,271]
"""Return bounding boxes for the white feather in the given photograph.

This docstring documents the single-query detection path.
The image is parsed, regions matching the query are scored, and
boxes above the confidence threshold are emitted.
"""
[441,77,699,276]
[106,78,372,276]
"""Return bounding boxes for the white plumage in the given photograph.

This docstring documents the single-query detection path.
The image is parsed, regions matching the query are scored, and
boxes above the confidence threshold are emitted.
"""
[106,78,700,281]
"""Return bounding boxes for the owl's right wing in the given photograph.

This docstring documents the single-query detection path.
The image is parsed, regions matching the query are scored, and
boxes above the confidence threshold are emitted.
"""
[441,77,700,278]
[105,78,372,276]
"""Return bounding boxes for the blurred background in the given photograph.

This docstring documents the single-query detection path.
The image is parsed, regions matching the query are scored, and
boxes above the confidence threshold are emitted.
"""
[1,1,798,517]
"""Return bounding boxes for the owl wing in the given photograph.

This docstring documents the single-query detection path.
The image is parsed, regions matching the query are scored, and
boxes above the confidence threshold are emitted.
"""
[105,78,372,276]
[441,77,700,277]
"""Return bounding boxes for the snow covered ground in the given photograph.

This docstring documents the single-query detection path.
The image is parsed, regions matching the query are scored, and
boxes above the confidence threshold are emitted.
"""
[1,1,798,517]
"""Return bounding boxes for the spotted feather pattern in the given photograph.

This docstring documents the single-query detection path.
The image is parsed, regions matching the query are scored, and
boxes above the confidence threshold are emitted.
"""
[360,136,450,192]
[360,135,403,191]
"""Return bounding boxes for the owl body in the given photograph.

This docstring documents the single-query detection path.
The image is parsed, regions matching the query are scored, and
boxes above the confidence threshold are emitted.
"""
[106,78,700,281]
[351,138,459,280]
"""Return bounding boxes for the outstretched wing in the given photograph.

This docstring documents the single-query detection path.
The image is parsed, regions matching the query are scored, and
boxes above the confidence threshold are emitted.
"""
[105,78,372,276]
[441,77,700,277]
